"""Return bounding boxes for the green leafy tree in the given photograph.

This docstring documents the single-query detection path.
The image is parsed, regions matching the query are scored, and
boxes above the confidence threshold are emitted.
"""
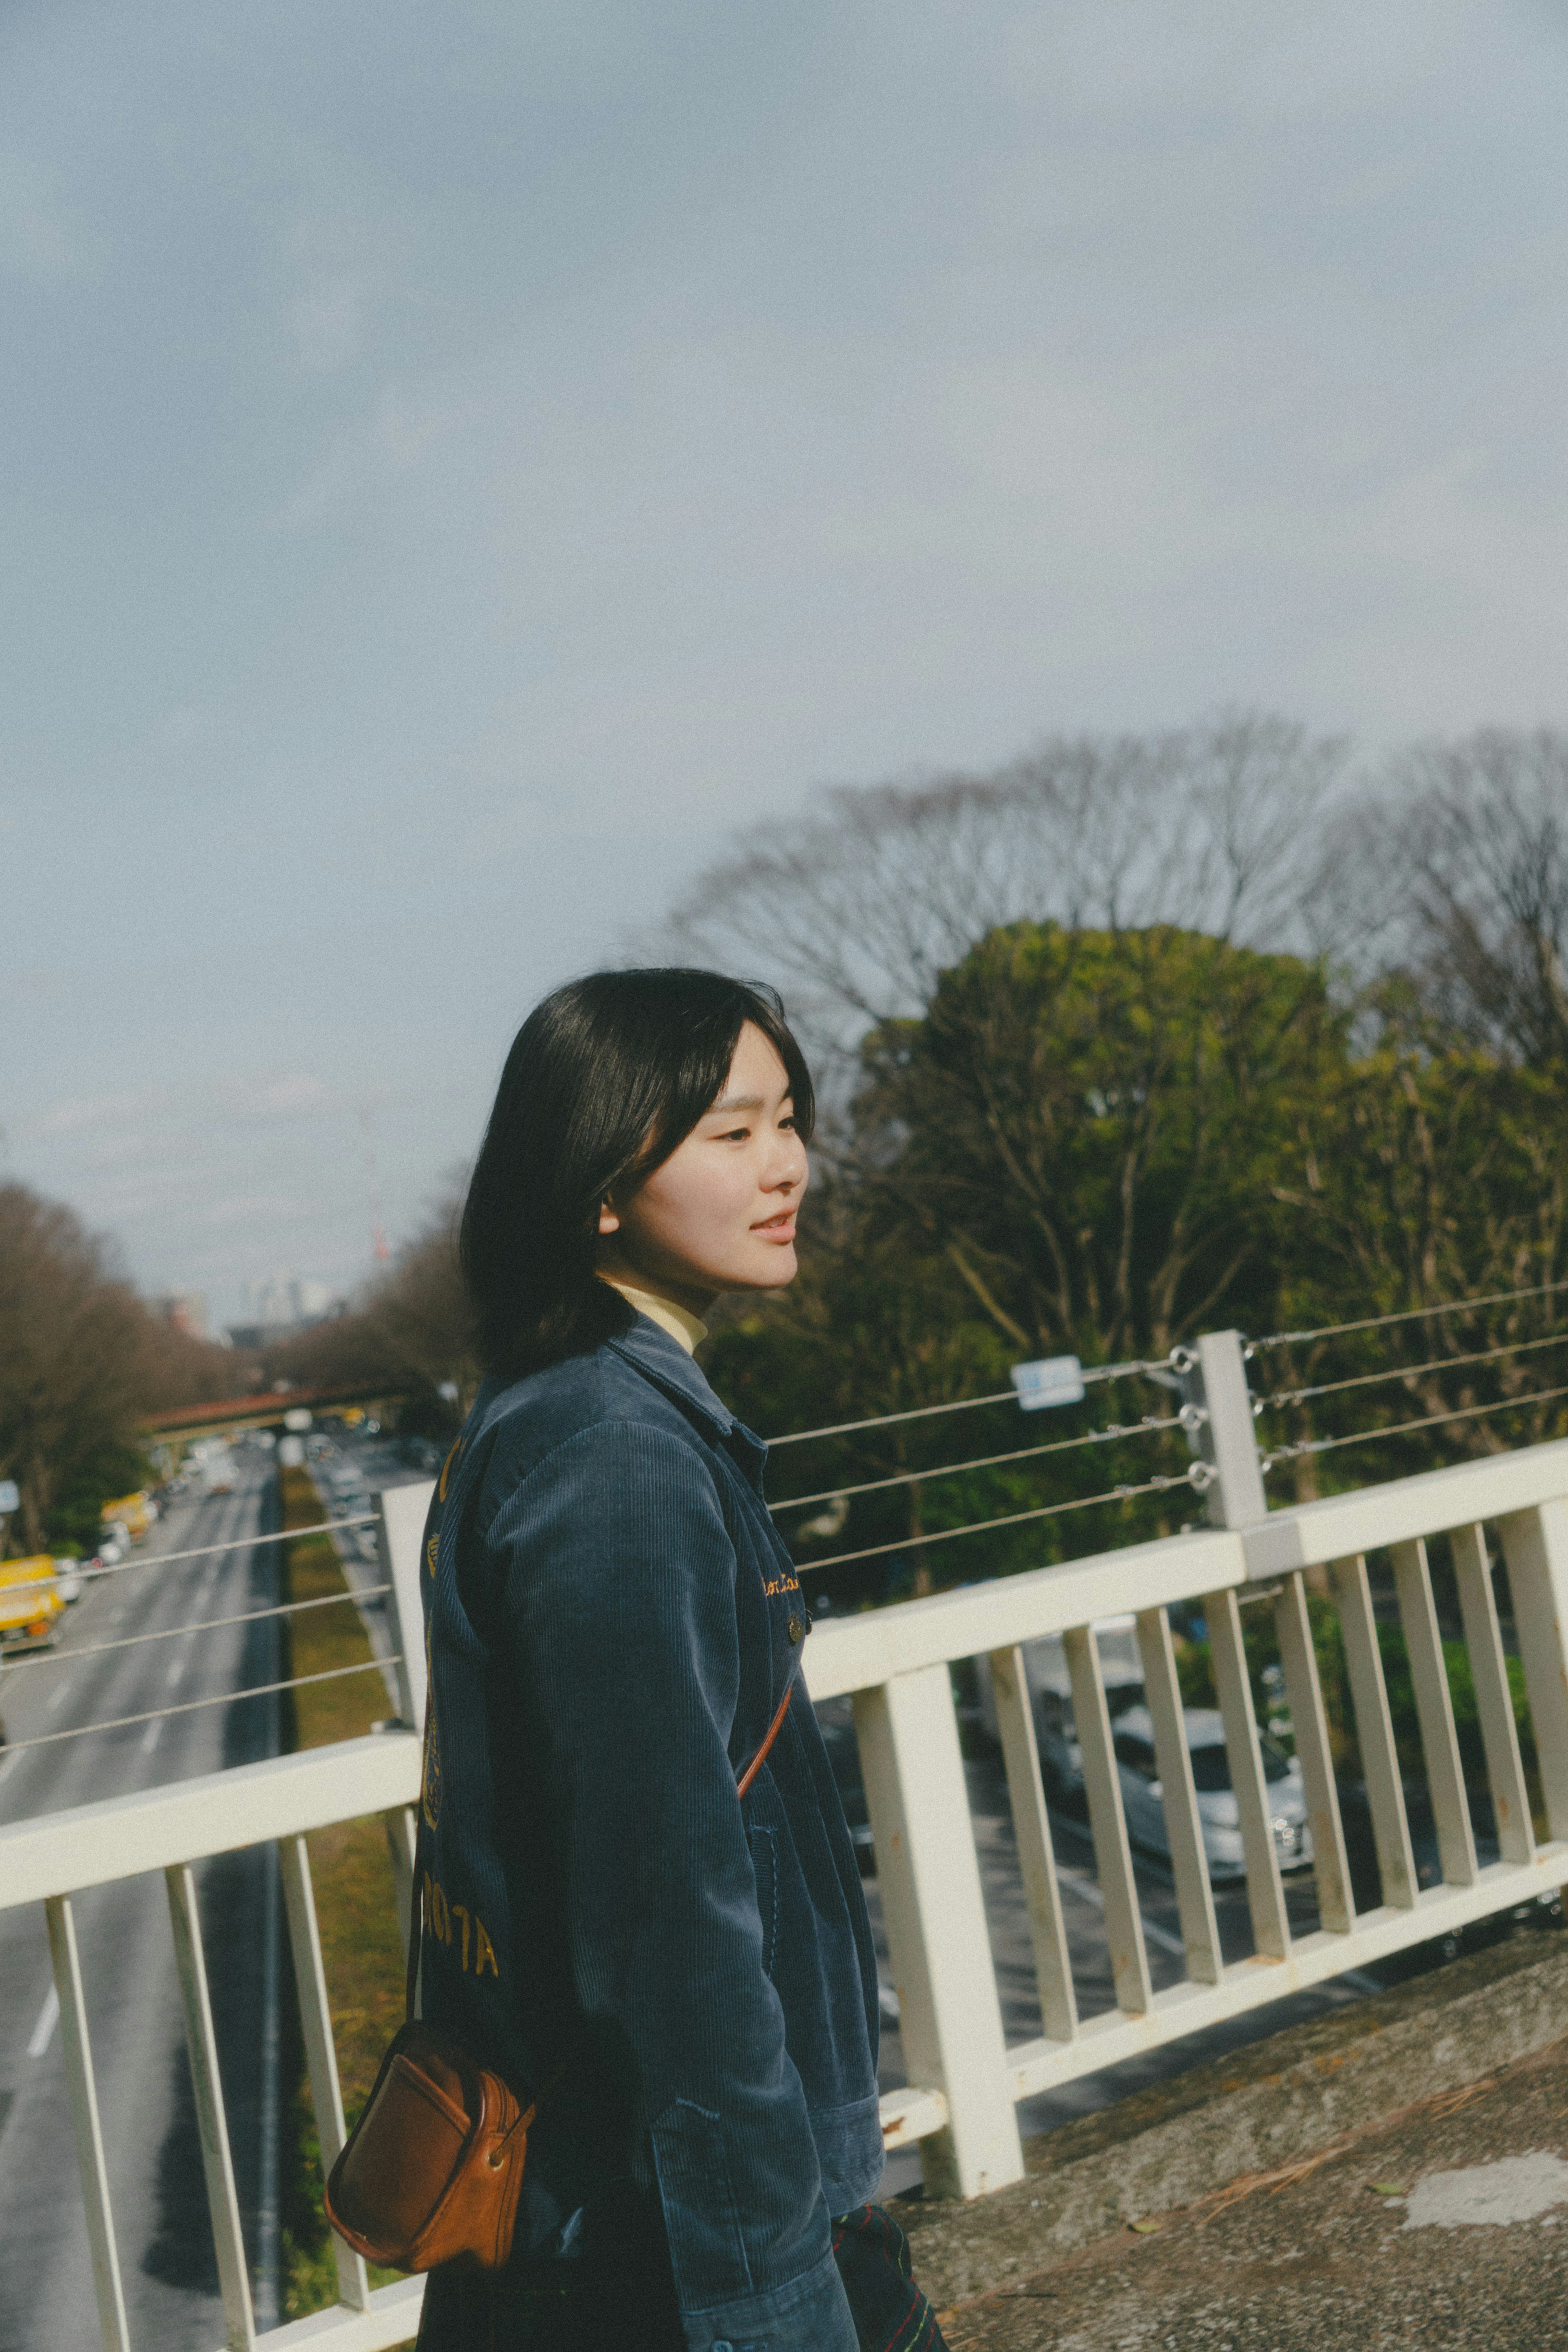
[853,921,1348,1366]
[1256,981,1568,1486]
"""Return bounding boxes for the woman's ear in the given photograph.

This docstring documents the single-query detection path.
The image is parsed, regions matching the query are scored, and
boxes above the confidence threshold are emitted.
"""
[597,1197,620,1235]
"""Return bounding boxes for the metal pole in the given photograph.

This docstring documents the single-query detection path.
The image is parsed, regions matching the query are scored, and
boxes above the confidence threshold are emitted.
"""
[1178,1330,1267,1531]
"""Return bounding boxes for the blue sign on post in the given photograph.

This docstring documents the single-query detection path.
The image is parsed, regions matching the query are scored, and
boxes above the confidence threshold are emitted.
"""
[0,1480,18,1514]
[1009,1356,1086,1411]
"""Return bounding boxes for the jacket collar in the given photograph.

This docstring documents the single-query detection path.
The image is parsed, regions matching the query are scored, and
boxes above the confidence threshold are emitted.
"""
[607,1313,769,1482]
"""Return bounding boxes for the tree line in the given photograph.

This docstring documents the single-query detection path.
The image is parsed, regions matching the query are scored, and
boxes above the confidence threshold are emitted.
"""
[682,715,1568,1604]
[12,712,1568,1603]
[318,711,1568,1609]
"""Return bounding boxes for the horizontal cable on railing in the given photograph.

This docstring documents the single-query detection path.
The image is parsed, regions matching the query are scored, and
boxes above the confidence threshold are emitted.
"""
[790,1462,1214,1576]
[1252,1276,1568,1353]
[769,1414,1185,1514]
[0,1515,376,1594]
[0,1656,402,1754]
[764,1352,1186,1450]
[0,1585,391,1671]
[1257,1328,1568,1411]
[1259,1380,1568,1470]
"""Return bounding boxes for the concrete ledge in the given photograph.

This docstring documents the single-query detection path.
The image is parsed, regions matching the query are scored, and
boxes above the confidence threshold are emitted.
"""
[900,1932,1568,2309]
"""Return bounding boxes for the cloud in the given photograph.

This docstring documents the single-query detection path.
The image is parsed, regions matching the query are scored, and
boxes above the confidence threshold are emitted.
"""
[18,1089,171,1141]
[266,379,476,535]
[221,1074,335,1121]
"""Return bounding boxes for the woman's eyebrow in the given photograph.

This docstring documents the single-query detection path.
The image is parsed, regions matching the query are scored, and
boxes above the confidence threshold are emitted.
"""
[708,1091,768,1113]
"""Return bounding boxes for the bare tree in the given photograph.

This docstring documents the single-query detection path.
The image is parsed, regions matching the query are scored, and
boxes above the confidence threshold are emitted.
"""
[1381,730,1568,1065]
[0,1186,151,1551]
[270,1187,479,1422]
[662,711,1350,1076]
[137,1313,259,1411]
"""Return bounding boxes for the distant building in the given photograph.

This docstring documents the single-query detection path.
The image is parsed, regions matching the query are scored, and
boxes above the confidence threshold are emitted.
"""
[157,1291,209,1340]
[225,1271,347,1350]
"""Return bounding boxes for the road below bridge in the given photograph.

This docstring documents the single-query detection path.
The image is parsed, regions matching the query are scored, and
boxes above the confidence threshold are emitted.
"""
[0,1454,291,2351]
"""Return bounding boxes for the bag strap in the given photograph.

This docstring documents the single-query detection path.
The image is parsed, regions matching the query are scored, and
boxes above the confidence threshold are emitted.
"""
[404,1799,425,2026]
[736,1681,795,1800]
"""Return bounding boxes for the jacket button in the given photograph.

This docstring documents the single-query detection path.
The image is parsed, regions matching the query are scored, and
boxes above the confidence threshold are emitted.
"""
[787,1614,804,1643]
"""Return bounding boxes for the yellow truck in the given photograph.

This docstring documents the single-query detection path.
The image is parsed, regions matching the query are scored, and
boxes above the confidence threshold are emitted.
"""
[100,1491,152,1543]
[0,1557,65,1651]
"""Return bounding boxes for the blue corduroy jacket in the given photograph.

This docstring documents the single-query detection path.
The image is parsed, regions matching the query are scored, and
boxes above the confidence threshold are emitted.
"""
[414,1315,883,2351]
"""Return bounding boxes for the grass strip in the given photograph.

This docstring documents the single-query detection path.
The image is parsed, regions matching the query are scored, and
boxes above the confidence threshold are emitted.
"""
[274,1463,412,2328]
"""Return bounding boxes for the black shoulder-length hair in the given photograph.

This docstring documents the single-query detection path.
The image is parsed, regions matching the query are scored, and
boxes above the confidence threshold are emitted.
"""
[460,967,814,1379]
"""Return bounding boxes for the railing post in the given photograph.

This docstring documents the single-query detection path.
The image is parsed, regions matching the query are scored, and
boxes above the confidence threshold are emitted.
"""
[279,1835,371,2311]
[1451,1524,1535,1865]
[45,1895,131,2352]
[1390,1538,1477,1888]
[1498,1501,1568,1842]
[987,1645,1078,2042]
[1273,1575,1354,1933]
[166,1864,257,2350]
[1062,1625,1152,2015]
[385,1802,419,1962]
[1135,1607,1222,1984]
[1330,1554,1418,1909]
[853,1668,1024,2199]
[375,1482,433,1729]
[1205,1587,1290,1958]
[1181,1330,1267,1532]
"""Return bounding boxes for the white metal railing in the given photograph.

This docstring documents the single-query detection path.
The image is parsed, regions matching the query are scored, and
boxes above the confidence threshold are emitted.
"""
[10,1331,1568,2346]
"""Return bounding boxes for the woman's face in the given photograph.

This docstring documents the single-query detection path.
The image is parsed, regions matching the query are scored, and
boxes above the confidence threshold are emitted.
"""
[597,1022,809,1310]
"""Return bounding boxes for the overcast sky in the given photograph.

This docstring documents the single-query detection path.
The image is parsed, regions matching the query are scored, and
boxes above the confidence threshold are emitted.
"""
[5,1,1567,1327]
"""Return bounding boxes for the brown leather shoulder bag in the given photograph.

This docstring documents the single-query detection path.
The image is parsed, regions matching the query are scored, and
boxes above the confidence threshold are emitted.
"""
[324,1679,795,2274]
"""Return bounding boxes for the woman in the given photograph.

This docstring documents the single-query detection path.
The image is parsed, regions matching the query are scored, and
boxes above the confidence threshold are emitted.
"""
[415,969,948,2351]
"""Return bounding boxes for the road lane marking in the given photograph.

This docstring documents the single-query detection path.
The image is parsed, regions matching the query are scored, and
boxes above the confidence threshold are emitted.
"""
[27,1984,59,2058]
[0,1751,17,1782]
[1056,1867,1187,1957]
[140,1716,164,1755]
[46,1681,71,1714]
[166,1657,185,1690]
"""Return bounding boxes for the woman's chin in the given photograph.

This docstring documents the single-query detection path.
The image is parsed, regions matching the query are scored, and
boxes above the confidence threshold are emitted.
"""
[733,1247,798,1291]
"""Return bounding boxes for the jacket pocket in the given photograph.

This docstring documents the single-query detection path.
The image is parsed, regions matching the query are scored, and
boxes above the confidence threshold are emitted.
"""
[747,1824,779,1977]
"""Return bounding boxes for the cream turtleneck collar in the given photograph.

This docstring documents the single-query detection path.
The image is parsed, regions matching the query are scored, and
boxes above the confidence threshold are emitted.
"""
[599,1275,708,1357]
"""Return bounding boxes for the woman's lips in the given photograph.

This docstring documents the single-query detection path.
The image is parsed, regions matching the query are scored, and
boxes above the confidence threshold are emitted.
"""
[753,1212,796,1239]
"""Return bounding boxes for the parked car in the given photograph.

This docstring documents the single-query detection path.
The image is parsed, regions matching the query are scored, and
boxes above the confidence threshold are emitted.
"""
[1109,1704,1313,1881]
[977,1617,1147,1806]
[978,1621,1314,1884]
